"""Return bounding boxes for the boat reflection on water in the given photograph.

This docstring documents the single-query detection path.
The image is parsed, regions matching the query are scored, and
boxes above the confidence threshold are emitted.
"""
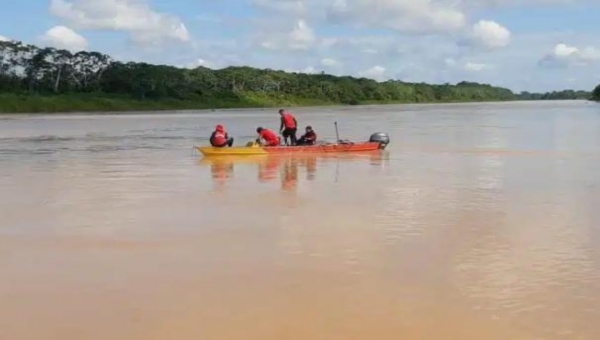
[199,151,389,192]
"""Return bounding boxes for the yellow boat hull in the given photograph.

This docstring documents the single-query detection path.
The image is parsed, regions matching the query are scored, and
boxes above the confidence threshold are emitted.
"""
[196,145,268,156]
[196,141,385,156]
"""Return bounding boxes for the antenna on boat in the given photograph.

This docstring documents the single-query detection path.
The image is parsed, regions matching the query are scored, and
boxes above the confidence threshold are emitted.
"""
[334,121,340,142]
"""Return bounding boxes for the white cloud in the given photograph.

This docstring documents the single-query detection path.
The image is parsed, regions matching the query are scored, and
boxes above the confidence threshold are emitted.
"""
[465,20,511,49]
[464,62,488,71]
[303,66,317,74]
[284,66,318,74]
[445,58,491,72]
[321,58,340,66]
[35,0,598,93]
[259,19,316,50]
[554,43,579,57]
[445,58,457,67]
[49,0,190,45]
[248,1,513,55]
[289,20,315,49]
[359,65,386,81]
[579,47,600,60]
[39,25,88,51]
[250,0,468,34]
[0,35,9,42]
[169,27,600,93]
[181,58,216,69]
[325,0,466,34]
[539,43,600,68]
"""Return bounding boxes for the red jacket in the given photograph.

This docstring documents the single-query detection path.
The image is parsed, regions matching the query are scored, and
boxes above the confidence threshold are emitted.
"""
[280,112,297,129]
[210,125,227,146]
[302,131,317,144]
[259,129,280,146]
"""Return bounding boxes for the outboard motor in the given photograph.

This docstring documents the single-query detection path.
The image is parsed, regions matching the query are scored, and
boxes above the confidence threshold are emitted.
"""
[369,132,390,149]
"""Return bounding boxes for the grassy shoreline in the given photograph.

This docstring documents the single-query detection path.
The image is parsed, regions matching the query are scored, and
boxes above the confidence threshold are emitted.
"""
[0,93,524,114]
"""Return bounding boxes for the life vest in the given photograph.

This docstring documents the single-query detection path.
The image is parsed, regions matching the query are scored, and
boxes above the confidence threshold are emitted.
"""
[281,113,296,129]
[305,131,316,142]
[211,125,227,145]
[212,131,226,145]
[260,129,279,146]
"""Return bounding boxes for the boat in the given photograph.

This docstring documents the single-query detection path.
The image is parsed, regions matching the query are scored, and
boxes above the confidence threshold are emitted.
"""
[198,150,386,165]
[195,132,390,157]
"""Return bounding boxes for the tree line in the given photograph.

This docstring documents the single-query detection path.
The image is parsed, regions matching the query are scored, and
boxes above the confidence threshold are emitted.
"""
[519,90,591,100]
[592,85,600,101]
[0,39,594,112]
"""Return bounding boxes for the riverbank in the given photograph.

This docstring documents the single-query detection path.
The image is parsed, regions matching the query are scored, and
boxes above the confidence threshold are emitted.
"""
[0,92,520,114]
[1,40,592,114]
[0,93,287,113]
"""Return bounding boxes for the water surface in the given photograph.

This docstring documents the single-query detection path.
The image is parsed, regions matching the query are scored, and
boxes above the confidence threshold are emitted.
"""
[1,100,600,340]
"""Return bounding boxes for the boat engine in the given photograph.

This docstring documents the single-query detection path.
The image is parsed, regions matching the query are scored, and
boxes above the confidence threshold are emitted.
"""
[369,132,390,149]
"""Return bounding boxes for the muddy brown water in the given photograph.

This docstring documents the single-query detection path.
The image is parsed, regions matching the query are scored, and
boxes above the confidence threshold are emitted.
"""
[1,100,600,339]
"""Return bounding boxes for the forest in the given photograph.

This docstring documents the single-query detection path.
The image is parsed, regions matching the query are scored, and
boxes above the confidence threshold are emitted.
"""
[0,40,593,113]
[592,85,600,101]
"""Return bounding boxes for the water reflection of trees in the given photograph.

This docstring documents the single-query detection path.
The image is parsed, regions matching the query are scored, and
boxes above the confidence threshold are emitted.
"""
[199,152,386,193]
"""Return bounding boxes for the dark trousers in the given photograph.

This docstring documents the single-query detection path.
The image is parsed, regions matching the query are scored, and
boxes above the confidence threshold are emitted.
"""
[281,128,297,145]
[297,137,314,145]
[211,137,234,147]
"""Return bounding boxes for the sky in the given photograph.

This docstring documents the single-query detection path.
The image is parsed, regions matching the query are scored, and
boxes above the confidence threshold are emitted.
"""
[0,0,599,93]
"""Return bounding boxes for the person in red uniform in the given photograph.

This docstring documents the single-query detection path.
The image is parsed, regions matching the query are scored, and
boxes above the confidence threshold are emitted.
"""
[278,108,298,146]
[297,126,317,145]
[256,127,280,147]
[209,124,234,147]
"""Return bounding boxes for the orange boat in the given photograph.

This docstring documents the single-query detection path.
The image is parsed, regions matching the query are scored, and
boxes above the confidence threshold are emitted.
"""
[196,132,390,156]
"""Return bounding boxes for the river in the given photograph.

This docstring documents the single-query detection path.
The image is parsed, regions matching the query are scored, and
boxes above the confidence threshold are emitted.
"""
[1,100,600,340]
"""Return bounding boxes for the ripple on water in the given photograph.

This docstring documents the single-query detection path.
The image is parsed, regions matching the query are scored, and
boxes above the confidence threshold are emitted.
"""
[450,197,600,338]
[3,103,600,340]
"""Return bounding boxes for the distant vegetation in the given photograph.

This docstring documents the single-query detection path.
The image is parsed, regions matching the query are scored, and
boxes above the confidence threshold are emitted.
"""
[591,85,600,101]
[519,90,591,100]
[0,40,592,113]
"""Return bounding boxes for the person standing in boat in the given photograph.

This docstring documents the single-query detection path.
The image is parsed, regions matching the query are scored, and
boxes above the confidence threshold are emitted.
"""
[209,124,234,147]
[297,126,317,145]
[256,127,280,147]
[279,109,298,146]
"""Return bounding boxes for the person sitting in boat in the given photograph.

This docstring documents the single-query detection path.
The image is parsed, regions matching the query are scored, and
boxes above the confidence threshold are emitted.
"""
[210,124,234,147]
[279,109,298,146]
[297,126,317,145]
[256,127,280,147]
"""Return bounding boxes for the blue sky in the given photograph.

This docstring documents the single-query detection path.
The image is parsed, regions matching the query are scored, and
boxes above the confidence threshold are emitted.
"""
[1,0,599,93]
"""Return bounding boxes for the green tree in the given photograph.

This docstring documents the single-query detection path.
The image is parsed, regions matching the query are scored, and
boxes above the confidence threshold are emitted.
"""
[591,84,600,101]
[0,39,593,113]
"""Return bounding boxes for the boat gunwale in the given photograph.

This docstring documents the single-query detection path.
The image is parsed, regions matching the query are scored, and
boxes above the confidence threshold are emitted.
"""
[196,140,384,156]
